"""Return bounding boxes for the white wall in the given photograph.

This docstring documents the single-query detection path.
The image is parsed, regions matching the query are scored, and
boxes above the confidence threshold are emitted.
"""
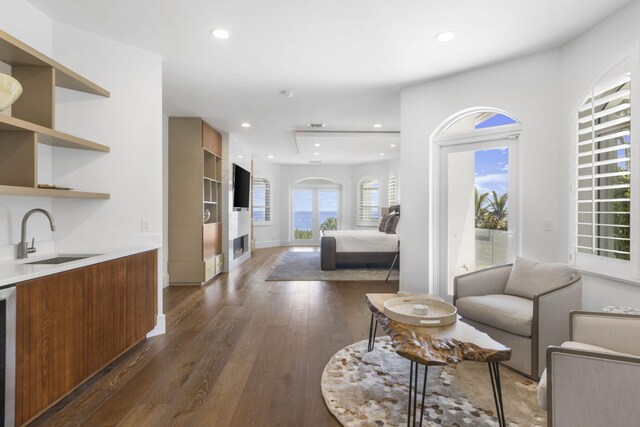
[401,50,562,294]
[0,2,165,332]
[223,134,252,270]
[400,0,640,309]
[252,160,399,247]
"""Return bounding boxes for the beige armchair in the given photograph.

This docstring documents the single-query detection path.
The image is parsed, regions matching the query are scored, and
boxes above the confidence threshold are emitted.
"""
[538,311,640,427]
[453,258,582,379]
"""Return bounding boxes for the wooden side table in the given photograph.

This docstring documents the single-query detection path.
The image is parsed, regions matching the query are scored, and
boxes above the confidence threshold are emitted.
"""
[366,293,512,427]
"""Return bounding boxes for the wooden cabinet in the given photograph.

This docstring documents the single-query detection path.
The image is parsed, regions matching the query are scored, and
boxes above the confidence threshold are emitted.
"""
[14,250,157,425]
[83,258,127,374]
[169,117,224,284]
[15,269,85,425]
[125,251,158,347]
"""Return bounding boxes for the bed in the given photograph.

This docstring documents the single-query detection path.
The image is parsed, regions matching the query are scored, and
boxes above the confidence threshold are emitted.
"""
[320,205,400,271]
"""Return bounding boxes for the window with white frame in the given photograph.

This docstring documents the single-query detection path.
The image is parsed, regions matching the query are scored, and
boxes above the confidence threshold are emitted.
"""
[576,72,633,270]
[358,178,380,225]
[252,177,270,223]
[388,175,397,206]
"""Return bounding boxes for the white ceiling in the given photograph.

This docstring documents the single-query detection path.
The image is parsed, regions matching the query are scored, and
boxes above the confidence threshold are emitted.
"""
[28,0,630,164]
[294,131,400,165]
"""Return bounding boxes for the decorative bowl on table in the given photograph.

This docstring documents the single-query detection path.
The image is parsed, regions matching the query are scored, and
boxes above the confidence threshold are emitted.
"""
[0,74,23,111]
[383,297,457,327]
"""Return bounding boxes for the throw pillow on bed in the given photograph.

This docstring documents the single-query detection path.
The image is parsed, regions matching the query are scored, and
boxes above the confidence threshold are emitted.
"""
[385,215,399,234]
[379,214,390,232]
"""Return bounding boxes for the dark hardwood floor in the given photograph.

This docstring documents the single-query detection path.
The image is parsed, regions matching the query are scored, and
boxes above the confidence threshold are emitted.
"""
[32,247,399,426]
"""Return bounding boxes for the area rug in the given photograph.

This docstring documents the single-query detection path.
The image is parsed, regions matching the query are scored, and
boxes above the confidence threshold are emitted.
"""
[265,251,399,281]
[321,337,545,426]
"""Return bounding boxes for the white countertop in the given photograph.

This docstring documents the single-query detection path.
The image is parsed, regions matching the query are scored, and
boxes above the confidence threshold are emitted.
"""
[0,245,160,288]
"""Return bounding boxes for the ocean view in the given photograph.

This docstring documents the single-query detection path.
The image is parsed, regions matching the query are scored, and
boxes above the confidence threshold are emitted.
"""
[294,211,338,231]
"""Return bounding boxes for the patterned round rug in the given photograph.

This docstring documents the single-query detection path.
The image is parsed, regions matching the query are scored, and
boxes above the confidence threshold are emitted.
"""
[321,337,545,426]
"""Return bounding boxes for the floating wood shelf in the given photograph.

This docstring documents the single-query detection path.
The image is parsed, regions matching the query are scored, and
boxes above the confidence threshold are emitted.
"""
[0,29,110,97]
[0,115,109,152]
[0,185,110,199]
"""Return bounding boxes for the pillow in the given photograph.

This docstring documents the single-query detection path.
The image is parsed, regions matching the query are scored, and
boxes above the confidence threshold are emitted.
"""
[385,215,400,234]
[378,214,390,232]
[504,257,575,299]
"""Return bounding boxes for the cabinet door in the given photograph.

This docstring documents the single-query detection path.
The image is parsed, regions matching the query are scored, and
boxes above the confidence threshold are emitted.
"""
[83,258,127,375]
[203,223,222,260]
[125,250,158,347]
[202,121,222,156]
[15,269,84,425]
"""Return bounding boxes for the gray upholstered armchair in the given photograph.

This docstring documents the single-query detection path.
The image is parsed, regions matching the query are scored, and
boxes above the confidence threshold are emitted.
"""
[453,258,582,379]
[538,311,640,427]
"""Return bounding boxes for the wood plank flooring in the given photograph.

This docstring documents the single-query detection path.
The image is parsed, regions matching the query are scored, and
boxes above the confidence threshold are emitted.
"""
[31,247,399,426]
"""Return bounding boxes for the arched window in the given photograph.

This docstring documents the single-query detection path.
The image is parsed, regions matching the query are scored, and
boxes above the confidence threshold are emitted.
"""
[574,69,634,278]
[388,175,398,206]
[358,178,380,225]
[252,177,270,222]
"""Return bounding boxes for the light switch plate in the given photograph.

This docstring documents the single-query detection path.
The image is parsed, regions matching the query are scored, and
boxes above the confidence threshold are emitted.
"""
[543,218,553,231]
[141,219,151,232]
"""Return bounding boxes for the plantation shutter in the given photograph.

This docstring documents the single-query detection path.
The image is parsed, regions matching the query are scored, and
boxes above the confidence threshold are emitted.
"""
[576,73,631,260]
[358,178,380,223]
[388,176,397,206]
[252,177,270,222]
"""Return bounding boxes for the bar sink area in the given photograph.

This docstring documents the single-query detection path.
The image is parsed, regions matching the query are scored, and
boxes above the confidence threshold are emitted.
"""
[25,255,101,265]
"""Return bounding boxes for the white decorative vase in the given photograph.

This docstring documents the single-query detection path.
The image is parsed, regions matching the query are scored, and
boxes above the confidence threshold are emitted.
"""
[0,73,23,111]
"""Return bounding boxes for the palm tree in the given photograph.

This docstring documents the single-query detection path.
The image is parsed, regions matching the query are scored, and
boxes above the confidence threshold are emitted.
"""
[475,188,490,228]
[486,191,508,230]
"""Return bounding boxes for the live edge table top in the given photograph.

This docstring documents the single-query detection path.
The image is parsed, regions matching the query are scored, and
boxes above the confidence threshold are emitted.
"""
[366,293,512,366]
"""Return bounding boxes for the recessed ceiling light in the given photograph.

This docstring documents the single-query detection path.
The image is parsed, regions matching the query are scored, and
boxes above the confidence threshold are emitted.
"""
[241,122,251,128]
[380,153,385,156]
[373,123,382,128]
[436,31,456,42]
[267,155,274,159]
[390,144,397,148]
[308,123,325,128]
[237,155,243,158]
[210,28,231,40]
[313,152,320,156]
[314,143,321,147]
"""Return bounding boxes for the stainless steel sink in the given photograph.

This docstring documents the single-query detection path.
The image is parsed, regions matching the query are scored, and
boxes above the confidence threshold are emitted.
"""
[26,255,100,265]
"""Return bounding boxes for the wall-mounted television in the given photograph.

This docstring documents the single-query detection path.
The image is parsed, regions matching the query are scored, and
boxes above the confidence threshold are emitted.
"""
[233,163,251,210]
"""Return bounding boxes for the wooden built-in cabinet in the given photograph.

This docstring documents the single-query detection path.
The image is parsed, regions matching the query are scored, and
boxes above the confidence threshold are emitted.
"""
[14,250,157,426]
[0,29,110,199]
[169,118,224,283]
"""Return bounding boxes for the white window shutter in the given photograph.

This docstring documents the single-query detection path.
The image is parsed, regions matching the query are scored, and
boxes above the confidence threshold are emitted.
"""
[358,178,380,224]
[388,176,397,206]
[576,73,631,261]
[252,177,270,222]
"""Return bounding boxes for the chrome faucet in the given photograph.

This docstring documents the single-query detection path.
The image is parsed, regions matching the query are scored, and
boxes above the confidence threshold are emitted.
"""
[18,209,56,259]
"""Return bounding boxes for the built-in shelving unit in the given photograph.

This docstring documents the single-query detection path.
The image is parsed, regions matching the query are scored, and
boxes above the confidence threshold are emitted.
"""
[0,29,110,199]
[169,117,224,284]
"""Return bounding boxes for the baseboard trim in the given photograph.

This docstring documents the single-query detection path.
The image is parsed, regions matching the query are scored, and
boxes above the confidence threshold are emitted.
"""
[147,314,166,337]
[255,240,288,249]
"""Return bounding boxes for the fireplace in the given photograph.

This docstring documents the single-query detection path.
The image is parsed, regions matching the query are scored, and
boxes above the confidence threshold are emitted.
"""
[233,234,248,259]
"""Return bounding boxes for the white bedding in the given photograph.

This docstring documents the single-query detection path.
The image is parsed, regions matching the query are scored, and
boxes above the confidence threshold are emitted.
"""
[322,230,398,253]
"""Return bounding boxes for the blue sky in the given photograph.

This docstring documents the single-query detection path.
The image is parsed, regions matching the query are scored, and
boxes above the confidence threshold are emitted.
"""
[474,114,513,196]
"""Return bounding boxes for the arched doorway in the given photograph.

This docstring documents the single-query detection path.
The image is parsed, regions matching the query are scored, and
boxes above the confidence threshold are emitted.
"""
[431,108,522,300]
[291,177,342,244]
